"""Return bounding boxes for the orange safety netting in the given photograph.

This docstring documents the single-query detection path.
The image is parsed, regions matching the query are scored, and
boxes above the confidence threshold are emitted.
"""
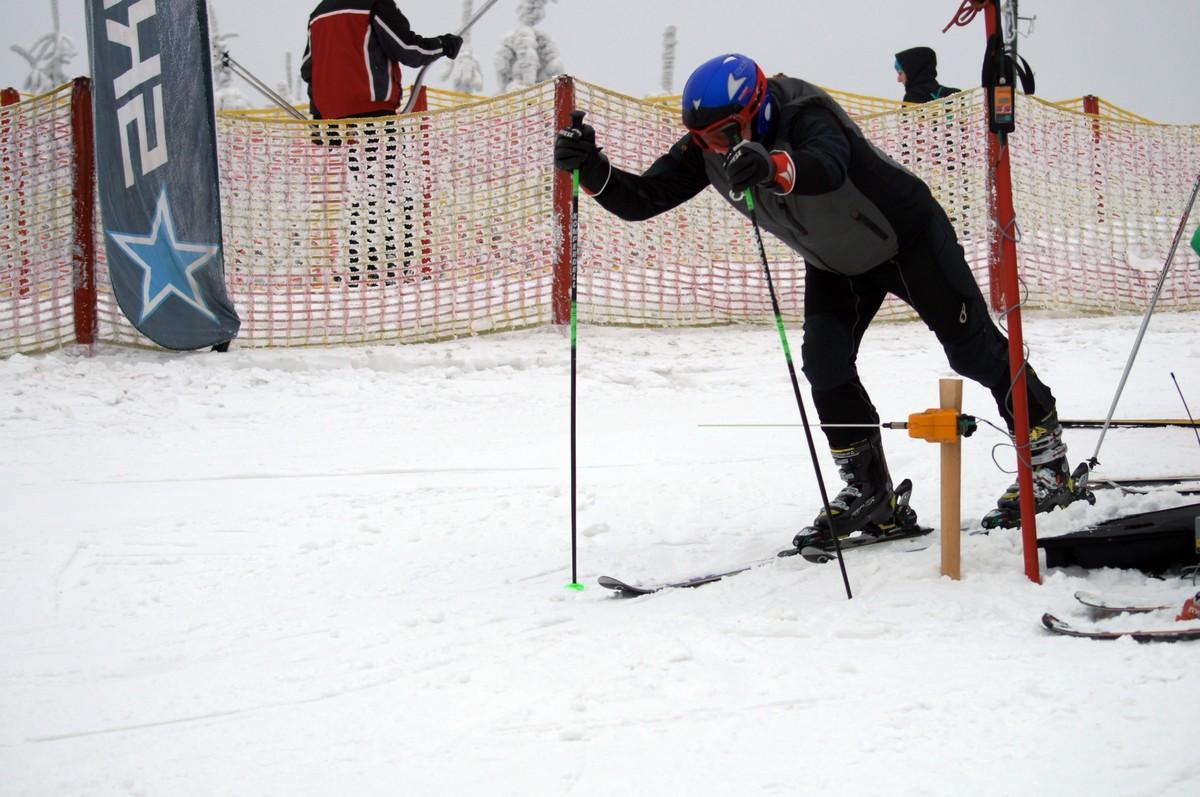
[3,77,1199,356]
[0,85,78,356]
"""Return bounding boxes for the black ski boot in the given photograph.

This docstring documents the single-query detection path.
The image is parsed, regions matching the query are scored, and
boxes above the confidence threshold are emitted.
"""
[981,413,1095,529]
[793,434,897,549]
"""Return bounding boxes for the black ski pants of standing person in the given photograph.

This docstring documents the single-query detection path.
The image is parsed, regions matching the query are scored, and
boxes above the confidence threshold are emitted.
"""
[334,111,416,285]
[800,204,1058,449]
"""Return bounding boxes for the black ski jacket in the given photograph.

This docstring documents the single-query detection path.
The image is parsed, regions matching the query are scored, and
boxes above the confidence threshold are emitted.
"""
[584,76,937,276]
[895,47,961,104]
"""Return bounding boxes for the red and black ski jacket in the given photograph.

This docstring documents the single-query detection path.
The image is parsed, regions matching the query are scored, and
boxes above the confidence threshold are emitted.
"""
[300,0,448,119]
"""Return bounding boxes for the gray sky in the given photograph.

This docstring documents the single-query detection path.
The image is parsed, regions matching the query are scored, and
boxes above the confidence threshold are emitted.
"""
[4,1,1199,124]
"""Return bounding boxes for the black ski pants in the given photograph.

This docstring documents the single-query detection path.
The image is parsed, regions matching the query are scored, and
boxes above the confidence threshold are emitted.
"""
[800,205,1057,450]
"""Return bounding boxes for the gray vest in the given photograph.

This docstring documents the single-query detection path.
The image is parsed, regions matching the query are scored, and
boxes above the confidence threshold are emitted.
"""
[703,78,911,275]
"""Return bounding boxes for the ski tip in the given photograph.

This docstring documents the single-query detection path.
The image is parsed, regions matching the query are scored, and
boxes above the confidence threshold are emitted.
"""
[597,575,651,596]
[1041,612,1065,632]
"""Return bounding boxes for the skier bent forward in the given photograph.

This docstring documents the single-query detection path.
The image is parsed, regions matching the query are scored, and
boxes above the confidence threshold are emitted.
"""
[553,53,1088,537]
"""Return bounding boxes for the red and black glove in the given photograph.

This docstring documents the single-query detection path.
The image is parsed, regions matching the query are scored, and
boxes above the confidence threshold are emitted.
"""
[723,141,796,195]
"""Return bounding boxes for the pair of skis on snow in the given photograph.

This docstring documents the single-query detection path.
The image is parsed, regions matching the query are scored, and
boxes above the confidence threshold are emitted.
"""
[599,474,1199,597]
[1043,590,1200,642]
[597,476,1200,642]
[597,522,931,596]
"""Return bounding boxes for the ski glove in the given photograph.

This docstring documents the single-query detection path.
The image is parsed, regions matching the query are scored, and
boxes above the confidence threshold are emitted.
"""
[554,122,612,195]
[440,34,463,60]
[723,141,796,195]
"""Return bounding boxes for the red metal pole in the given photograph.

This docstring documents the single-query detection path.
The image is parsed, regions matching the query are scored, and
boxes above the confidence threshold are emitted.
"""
[411,85,428,113]
[984,3,1040,583]
[551,76,575,325]
[3,88,31,300]
[70,78,98,346]
[415,86,432,279]
[1084,95,1105,225]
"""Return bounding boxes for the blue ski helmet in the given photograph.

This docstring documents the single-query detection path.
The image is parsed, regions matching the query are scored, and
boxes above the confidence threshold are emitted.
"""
[681,53,777,152]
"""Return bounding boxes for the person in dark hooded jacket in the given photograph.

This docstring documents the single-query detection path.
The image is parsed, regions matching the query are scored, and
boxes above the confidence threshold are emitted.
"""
[895,47,960,104]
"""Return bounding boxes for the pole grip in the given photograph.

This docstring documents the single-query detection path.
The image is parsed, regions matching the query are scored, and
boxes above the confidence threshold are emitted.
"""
[939,379,963,581]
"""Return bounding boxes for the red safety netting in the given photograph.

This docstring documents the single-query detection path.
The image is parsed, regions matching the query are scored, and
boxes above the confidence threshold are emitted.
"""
[0,84,78,356]
[3,78,1199,355]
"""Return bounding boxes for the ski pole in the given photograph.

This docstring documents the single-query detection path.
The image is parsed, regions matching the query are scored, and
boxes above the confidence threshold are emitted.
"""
[743,188,853,600]
[400,0,502,114]
[220,51,307,120]
[1170,372,1200,450]
[566,110,585,592]
[1089,171,1200,468]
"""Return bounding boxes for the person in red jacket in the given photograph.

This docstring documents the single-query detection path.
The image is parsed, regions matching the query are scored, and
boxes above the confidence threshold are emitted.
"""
[301,1,462,120]
[300,2,462,285]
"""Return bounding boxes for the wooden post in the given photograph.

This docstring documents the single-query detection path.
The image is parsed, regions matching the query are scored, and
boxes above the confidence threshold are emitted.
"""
[940,378,963,580]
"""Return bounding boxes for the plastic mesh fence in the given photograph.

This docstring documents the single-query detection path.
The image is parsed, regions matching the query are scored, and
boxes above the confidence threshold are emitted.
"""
[4,78,1200,355]
[1008,97,1200,312]
[209,83,559,347]
[0,84,77,356]
[572,82,989,327]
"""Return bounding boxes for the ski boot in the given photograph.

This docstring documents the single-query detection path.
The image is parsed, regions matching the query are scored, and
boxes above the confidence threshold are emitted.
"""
[788,478,928,561]
[791,434,901,550]
[980,413,1096,530]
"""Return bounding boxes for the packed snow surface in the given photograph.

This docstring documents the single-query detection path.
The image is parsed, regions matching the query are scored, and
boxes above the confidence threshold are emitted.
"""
[2,312,1199,795]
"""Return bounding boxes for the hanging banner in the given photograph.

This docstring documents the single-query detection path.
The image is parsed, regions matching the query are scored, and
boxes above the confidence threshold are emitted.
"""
[86,0,239,350]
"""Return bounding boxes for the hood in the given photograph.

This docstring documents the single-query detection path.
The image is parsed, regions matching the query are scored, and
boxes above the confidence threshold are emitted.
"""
[895,46,939,87]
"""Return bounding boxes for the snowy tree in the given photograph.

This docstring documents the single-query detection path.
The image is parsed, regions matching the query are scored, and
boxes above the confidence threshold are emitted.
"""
[10,0,77,94]
[276,52,307,107]
[208,2,249,110]
[660,26,677,95]
[443,0,485,95]
[495,0,563,93]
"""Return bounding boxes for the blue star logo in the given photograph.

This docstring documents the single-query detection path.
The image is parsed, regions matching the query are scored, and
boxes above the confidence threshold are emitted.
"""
[108,189,220,324]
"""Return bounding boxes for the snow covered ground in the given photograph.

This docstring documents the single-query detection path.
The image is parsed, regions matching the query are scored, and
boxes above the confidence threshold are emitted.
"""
[2,311,1199,795]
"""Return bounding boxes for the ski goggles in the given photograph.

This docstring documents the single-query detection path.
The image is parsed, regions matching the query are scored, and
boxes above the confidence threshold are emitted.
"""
[688,118,750,154]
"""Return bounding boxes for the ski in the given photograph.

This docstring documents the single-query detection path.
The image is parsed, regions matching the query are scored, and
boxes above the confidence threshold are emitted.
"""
[597,556,779,597]
[1041,613,1200,642]
[1073,590,1176,614]
[1088,475,1200,495]
[598,477,930,596]
[598,529,932,596]
[799,524,933,563]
